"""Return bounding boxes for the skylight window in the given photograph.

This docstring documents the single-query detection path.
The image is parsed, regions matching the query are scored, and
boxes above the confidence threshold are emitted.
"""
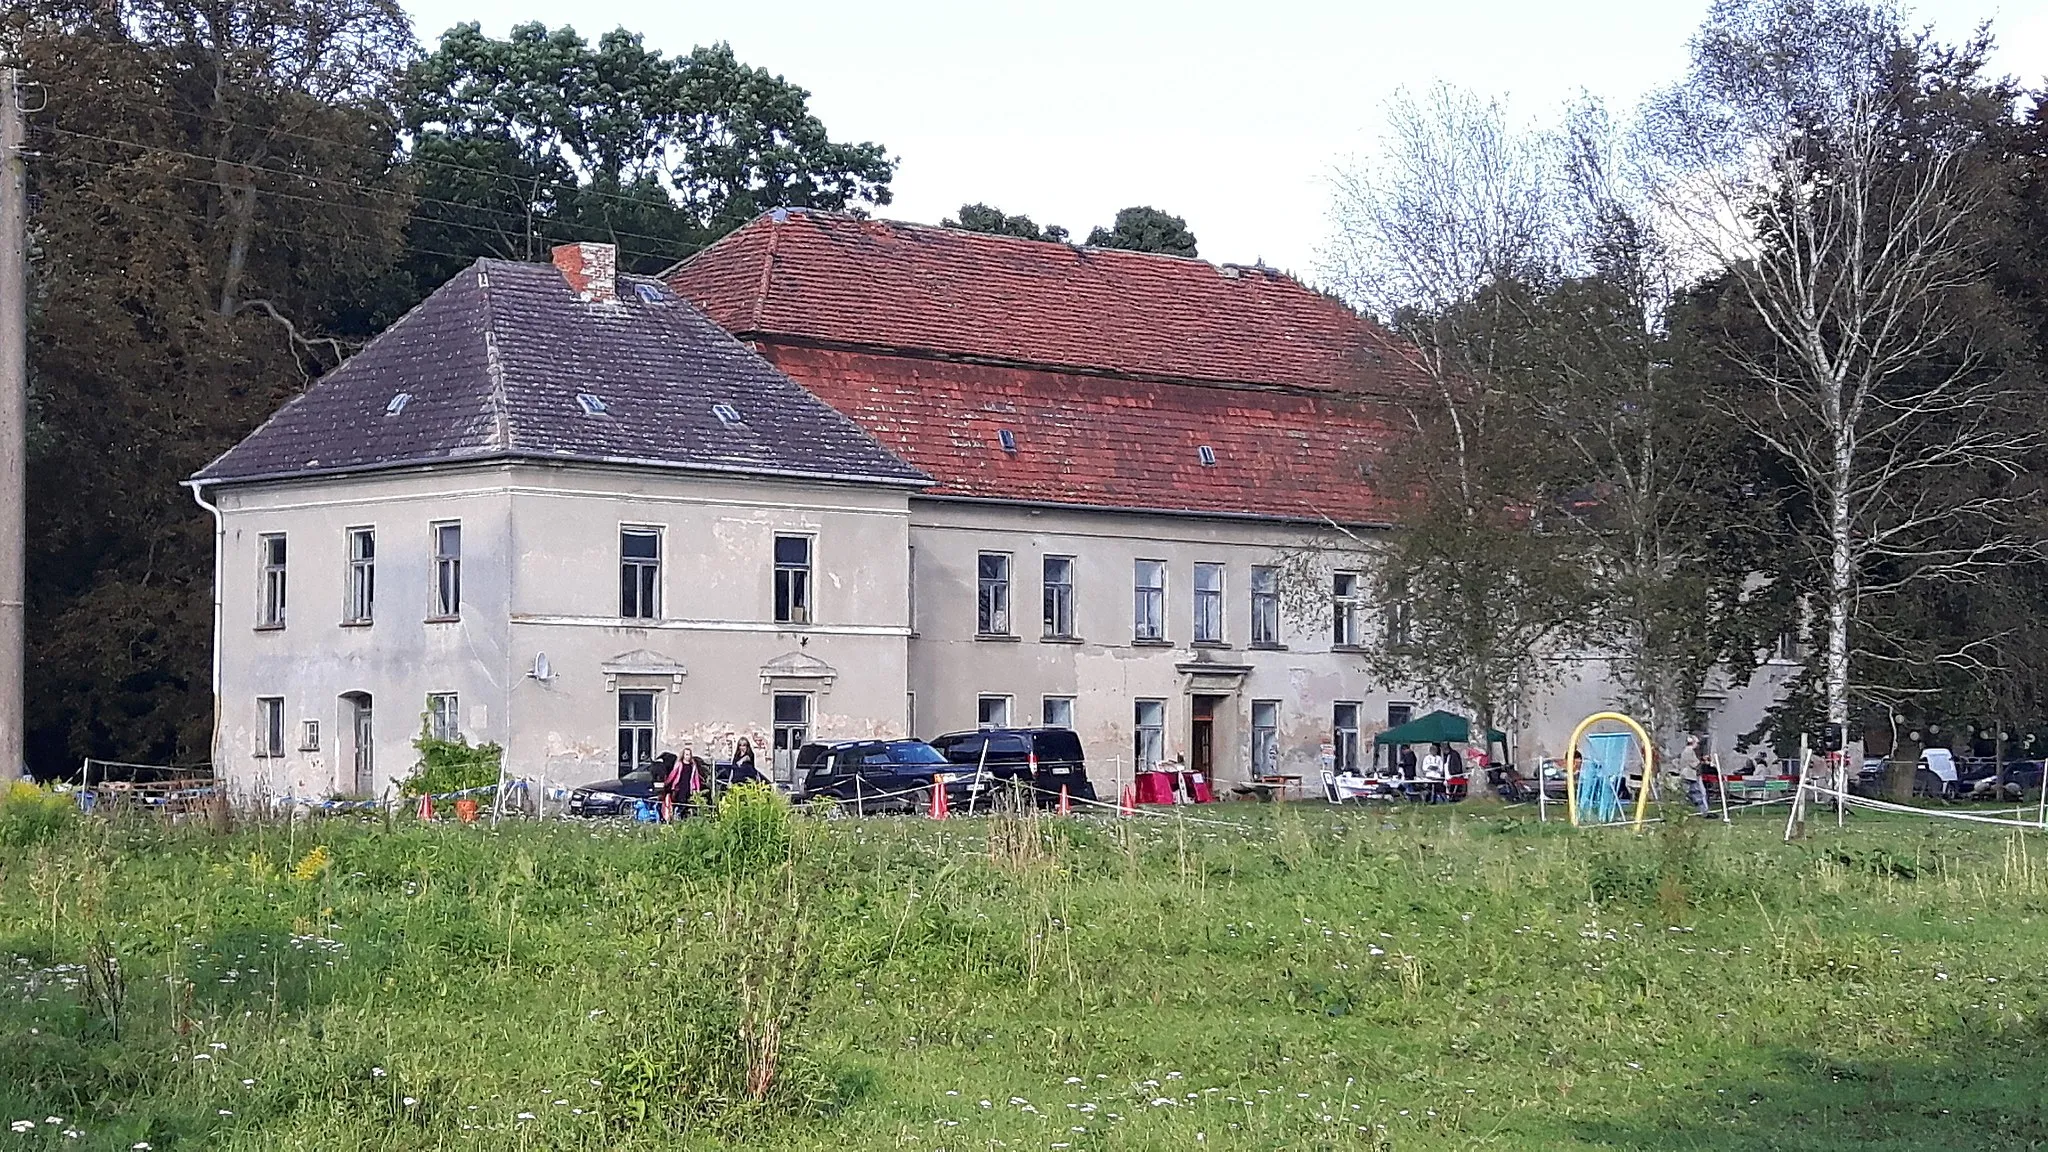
[712,403,743,427]
[576,393,607,416]
[998,429,1017,453]
[385,392,412,416]
[1198,445,1217,466]
[632,283,665,303]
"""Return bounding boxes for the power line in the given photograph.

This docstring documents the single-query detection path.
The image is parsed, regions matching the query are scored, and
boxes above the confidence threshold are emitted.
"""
[41,125,708,256]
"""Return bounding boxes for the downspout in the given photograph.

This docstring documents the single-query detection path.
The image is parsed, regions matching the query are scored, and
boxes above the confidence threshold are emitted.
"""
[188,482,225,778]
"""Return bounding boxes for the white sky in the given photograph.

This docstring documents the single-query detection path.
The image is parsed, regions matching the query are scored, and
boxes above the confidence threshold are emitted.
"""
[397,0,2048,282]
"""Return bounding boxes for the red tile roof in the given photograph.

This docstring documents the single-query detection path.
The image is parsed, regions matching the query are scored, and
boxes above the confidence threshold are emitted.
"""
[666,210,1414,524]
[745,345,1396,524]
[668,210,1422,394]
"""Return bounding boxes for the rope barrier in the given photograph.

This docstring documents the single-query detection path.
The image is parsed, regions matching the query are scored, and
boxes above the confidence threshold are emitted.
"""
[1806,781,2048,829]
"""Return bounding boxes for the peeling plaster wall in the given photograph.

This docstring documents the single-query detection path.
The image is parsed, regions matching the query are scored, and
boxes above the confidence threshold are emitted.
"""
[906,500,1409,788]
[212,467,517,801]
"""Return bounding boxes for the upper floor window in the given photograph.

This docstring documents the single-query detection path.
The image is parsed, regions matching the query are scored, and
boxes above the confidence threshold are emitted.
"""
[1773,630,1801,662]
[1193,562,1224,643]
[621,527,660,619]
[1332,571,1362,648]
[775,535,812,624]
[977,552,1012,635]
[344,527,374,625]
[1251,565,1281,647]
[433,522,462,619]
[1133,560,1166,641]
[426,692,460,742]
[1386,575,1414,647]
[257,533,287,628]
[1042,555,1074,639]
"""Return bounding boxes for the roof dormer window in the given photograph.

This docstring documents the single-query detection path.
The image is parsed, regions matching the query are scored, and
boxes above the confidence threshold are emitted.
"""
[384,392,412,416]
[712,403,743,427]
[576,392,607,416]
[1198,445,1217,466]
[998,429,1017,453]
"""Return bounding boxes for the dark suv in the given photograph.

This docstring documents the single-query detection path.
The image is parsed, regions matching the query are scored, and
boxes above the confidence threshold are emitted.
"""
[795,739,992,813]
[927,727,1098,807]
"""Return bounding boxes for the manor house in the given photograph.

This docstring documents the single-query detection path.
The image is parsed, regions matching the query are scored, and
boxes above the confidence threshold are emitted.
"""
[191,211,1792,798]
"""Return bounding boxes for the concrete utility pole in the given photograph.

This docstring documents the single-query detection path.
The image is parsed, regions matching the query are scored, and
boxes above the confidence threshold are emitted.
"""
[0,70,27,782]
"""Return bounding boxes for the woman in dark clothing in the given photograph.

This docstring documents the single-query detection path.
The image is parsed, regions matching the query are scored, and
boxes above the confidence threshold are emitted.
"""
[730,738,763,785]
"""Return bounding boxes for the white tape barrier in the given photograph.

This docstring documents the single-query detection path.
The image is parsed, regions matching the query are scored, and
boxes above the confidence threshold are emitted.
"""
[1804,781,2048,829]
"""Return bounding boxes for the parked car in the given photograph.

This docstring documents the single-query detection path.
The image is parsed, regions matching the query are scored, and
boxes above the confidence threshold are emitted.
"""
[794,739,987,813]
[1856,750,1964,799]
[927,727,1099,807]
[565,757,762,818]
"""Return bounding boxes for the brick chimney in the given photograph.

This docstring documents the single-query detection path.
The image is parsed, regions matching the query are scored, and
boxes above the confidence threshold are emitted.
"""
[551,242,617,303]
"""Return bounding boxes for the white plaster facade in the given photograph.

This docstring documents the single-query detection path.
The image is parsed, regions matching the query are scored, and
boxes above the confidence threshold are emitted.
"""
[204,460,1793,803]
[204,461,914,800]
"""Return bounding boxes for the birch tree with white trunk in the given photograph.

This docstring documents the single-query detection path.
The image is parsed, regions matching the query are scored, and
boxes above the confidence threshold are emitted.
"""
[1644,0,2039,761]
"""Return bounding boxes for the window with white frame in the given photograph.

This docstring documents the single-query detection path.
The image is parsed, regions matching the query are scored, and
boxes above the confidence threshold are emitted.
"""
[1251,565,1281,647]
[1333,702,1361,773]
[344,527,374,624]
[775,535,813,624]
[1386,576,1413,647]
[257,533,287,627]
[1042,555,1074,638]
[1133,560,1166,641]
[772,693,811,781]
[433,521,462,619]
[427,693,460,742]
[1773,630,1801,661]
[1251,699,1279,777]
[617,691,657,775]
[1193,562,1224,643]
[977,552,1012,635]
[1134,699,1166,770]
[1332,571,1362,647]
[1042,695,1075,729]
[978,695,1012,729]
[620,527,661,619]
[299,719,321,752]
[256,696,285,757]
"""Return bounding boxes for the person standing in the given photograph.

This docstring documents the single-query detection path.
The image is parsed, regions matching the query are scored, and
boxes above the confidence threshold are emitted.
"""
[1679,736,1710,816]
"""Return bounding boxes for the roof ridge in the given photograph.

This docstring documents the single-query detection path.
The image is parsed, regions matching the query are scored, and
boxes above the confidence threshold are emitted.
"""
[477,264,512,452]
[751,214,781,333]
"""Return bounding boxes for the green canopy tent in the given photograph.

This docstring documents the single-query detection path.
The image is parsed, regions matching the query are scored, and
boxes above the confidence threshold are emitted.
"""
[1372,710,1510,772]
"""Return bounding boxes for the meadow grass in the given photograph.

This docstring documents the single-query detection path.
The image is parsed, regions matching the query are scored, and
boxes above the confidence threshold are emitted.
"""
[3,793,2047,1150]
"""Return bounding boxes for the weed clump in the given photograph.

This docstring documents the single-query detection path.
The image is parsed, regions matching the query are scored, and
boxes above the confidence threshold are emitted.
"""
[0,781,78,847]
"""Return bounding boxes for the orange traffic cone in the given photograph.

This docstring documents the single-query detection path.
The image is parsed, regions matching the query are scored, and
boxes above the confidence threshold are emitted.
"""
[416,794,436,821]
[1058,785,1072,815]
[928,775,950,821]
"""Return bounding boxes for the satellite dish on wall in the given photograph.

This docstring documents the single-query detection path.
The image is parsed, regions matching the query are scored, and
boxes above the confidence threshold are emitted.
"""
[530,652,554,682]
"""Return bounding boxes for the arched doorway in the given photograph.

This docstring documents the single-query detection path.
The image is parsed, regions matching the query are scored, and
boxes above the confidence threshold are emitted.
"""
[340,692,374,796]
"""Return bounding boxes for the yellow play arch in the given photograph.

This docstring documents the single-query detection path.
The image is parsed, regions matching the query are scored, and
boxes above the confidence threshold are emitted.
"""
[1563,711,1656,831]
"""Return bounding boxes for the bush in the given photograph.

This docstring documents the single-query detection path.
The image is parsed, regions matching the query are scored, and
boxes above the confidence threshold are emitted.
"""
[0,780,79,846]
[712,782,793,875]
[400,721,503,799]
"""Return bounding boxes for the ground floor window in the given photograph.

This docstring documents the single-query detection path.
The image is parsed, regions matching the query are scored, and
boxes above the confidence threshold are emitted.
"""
[1333,702,1361,773]
[1134,699,1165,770]
[772,693,811,782]
[256,696,285,758]
[1251,699,1279,777]
[1042,695,1075,729]
[978,695,1012,729]
[618,691,657,776]
[427,692,460,742]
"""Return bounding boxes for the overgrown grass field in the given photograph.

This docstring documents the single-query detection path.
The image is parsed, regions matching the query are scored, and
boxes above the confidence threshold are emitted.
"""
[4,787,2047,1150]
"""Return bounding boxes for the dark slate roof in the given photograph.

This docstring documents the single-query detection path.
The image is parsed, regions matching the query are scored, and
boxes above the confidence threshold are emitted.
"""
[193,259,929,488]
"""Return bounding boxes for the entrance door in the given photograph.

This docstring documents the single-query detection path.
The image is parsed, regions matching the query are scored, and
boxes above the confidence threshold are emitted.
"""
[343,693,374,795]
[1191,695,1219,777]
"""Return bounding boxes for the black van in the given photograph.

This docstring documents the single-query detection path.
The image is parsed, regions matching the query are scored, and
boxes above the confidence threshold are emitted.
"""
[793,739,992,813]
[927,727,1098,806]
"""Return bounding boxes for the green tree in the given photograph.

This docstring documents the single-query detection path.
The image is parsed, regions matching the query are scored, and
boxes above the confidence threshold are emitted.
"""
[942,202,1068,242]
[400,23,894,285]
[10,0,416,771]
[1085,205,1197,257]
